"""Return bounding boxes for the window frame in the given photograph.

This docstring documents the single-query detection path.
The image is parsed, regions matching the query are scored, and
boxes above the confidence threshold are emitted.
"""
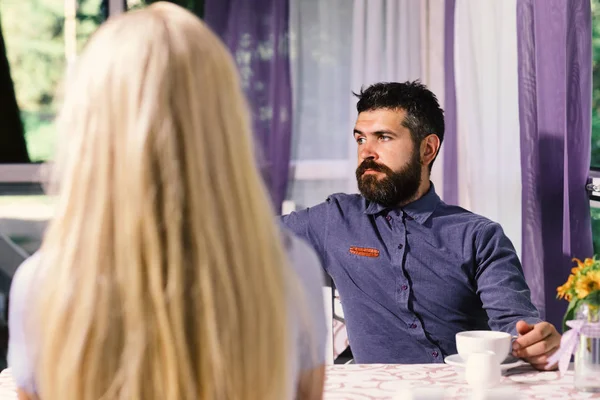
[0,164,44,184]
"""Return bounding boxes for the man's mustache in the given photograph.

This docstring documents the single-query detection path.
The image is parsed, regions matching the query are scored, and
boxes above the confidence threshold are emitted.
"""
[357,160,389,176]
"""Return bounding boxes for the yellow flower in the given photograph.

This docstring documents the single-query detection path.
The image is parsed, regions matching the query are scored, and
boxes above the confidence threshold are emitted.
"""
[557,274,575,300]
[585,258,596,267]
[575,270,600,299]
[571,258,586,274]
[565,292,573,302]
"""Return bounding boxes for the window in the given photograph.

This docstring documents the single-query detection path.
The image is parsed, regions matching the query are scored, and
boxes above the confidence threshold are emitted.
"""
[0,0,109,255]
[0,0,107,164]
[0,1,207,254]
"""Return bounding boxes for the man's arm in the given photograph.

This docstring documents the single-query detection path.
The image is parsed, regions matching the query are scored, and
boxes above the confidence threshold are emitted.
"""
[475,222,560,370]
[475,221,541,332]
[280,199,331,270]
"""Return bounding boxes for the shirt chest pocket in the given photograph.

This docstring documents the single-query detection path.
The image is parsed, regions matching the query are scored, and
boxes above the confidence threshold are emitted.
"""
[330,244,397,291]
[348,246,380,258]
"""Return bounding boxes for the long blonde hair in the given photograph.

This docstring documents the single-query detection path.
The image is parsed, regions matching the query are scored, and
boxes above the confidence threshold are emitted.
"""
[36,3,291,399]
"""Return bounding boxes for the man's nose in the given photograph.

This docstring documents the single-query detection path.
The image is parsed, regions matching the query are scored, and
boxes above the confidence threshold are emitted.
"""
[359,142,378,161]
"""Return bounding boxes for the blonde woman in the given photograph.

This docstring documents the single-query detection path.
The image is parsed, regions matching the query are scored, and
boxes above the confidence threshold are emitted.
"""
[7,2,326,400]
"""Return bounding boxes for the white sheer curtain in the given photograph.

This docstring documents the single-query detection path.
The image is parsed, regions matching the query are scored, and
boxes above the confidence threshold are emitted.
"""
[347,0,422,192]
[287,0,354,208]
[454,0,522,256]
[420,0,446,197]
[287,0,425,209]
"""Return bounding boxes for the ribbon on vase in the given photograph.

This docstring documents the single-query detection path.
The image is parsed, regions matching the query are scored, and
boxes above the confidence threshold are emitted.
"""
[546,320,600,374]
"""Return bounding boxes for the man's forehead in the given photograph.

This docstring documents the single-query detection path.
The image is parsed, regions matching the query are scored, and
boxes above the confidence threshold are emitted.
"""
[355,108,407,130]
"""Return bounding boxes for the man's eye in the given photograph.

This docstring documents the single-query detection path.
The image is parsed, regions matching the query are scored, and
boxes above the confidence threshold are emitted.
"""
[356,137,366,144]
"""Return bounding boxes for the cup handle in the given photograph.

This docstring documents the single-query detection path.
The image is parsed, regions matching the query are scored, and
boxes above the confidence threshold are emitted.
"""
[508,335,520,360]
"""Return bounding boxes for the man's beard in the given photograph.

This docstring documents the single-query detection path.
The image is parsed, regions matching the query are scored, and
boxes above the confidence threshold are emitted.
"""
[356,150,422,207]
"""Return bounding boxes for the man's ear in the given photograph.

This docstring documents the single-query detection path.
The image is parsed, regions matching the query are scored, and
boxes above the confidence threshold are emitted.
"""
[421,134,440,166]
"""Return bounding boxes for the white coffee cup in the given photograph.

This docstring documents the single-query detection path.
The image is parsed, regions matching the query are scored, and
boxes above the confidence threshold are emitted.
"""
[456,330,512,365]
[465,351,501,389]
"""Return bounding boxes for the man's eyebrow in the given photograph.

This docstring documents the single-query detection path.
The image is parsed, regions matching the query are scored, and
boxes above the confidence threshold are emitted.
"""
[353,129,398,136]
[374,130,397,136]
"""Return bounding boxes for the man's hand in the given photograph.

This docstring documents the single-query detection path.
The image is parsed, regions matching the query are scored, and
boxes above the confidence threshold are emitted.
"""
[512,320,561,370]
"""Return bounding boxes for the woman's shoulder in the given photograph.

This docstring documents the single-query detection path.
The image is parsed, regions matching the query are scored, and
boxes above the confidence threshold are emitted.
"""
[10,252,42,299]
[282,229,328,372]
[8,252,42,393]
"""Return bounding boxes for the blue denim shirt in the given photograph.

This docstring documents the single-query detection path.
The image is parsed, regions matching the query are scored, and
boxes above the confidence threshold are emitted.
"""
[281,184,541,364]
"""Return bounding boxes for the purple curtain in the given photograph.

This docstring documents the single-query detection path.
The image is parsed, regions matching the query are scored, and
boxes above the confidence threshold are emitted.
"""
[443,0,458,205]
[204,0,292,213]
[517,0,593,331]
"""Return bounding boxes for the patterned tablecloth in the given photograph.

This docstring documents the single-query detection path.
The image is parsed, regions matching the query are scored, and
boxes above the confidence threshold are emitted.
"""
[324,364,600,399]
[0,370,14,399]
[0,363,598,399]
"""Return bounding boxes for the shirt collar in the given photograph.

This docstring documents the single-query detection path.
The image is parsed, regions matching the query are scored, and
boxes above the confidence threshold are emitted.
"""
[363,182,441,225]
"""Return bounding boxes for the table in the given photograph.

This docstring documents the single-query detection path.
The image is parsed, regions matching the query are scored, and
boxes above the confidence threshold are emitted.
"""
[0,364,598,399]
[324,364,600,399]
[0,369,14,399]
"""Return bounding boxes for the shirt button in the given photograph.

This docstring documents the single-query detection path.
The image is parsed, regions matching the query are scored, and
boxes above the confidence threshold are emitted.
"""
[432,351,439,358]
[397,243,403,249]
[386,215,392,221]
[401,284,408,291]
[409,323,417,329]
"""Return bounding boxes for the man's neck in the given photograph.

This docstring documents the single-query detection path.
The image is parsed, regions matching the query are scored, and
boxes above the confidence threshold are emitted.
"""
[397,179,431,208]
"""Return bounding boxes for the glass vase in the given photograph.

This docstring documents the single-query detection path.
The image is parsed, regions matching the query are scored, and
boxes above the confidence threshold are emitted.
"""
[574,301,600,392]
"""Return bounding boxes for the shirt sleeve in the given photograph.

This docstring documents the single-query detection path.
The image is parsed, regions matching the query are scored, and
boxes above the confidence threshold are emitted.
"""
[279,200,330,271]
[8,253,41,394]
[287,234,328,372]
[474,222,542,334]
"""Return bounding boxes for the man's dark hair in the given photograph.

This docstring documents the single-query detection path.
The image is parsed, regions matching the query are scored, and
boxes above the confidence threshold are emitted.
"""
[354,80,445,169]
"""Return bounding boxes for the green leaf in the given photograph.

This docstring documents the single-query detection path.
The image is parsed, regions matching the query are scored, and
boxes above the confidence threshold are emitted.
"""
[583,290,600,307]
[563,298,582,332]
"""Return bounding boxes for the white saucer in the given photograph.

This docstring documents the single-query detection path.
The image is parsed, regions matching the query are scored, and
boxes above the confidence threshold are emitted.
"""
[444,354,526,370]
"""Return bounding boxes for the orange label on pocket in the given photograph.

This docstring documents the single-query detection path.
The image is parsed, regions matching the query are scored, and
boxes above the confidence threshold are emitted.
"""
[349,247,380,258]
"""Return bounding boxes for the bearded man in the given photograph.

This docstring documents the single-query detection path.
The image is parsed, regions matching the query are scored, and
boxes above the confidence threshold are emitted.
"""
[281,81,560,369]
